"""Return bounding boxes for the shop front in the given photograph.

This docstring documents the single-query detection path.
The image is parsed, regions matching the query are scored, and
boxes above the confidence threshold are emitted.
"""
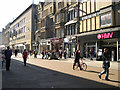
[64,36,77,58]
[78,29,120,61]
[40,39,51,53]
[51,38,64,57]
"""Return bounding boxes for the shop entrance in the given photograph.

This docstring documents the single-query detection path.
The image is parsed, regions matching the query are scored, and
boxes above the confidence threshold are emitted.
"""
[101,40,117,61]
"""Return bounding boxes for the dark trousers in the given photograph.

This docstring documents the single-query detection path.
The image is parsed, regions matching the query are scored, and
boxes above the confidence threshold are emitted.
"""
[23,58,27,66]
[34,54,37,58]
[6,58,11,70]
[42,54,44,59]
[73,59,82,70]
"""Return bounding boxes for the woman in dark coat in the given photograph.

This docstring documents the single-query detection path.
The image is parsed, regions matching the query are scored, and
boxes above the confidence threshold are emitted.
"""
[73,50,82,70]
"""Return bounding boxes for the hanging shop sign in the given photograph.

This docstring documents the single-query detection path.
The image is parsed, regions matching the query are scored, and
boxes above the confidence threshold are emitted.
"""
[51,38,64,44]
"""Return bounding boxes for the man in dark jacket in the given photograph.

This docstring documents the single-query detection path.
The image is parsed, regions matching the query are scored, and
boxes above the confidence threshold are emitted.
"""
[73,50,82,70]
[4,46,12,71]
[98,48,111,81]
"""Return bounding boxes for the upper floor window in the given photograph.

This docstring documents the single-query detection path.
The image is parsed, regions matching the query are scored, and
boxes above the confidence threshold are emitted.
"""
[55,13,64,23]
[50,7,52,13]
[43,9,48,17]
[69,9,77,21]
[58,2,64,9]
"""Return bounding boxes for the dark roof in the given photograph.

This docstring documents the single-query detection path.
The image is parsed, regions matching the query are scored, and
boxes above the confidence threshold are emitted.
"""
[10,4,37,25]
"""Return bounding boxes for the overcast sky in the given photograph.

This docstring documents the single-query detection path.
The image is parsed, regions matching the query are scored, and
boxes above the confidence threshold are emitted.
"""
[0,0,45,32]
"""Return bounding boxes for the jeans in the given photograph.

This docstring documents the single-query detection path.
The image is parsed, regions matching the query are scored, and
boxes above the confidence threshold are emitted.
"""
[23,58,27,66]
[90,54,93,60]
[99,67,109,79]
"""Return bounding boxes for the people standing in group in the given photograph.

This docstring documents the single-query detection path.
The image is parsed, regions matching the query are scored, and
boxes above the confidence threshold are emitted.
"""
[98,48,111,81]
[22,49,28,66]
[4,46,12,71]
[34,49,38,58]
[73,50,83,70]
[64,49,67,59]
[42,50,45,59]
[89,48,94,60]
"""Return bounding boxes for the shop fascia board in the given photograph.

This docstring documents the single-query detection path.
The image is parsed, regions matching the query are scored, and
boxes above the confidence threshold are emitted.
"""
[76,26,120,37]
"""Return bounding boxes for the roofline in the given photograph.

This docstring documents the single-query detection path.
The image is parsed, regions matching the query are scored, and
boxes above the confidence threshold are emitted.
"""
[10,4,37,25]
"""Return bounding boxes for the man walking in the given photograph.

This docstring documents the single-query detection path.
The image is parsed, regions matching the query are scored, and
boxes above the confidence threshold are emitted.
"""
[98,48,111,81]
[4,46,12,71]
[22,49,28,66]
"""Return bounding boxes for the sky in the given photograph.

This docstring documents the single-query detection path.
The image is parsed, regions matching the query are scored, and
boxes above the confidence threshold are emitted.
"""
[0,0,44,32]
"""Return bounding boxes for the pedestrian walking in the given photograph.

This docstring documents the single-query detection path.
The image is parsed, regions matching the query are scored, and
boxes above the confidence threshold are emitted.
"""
[89,48,94,60]
[15,49,18,57]
[59,49,62,59]
[42,50,45,59]
[98,48,111,81]
[64,49,67,59]
[34,49,38,58]
[73,50,83,70]
[4,46,12,71]
[22,49,28,66]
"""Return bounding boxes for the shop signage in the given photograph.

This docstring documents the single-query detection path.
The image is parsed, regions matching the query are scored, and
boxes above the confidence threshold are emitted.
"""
[80,11,99,21]
[97,32,113,40]
[42,42,46,45]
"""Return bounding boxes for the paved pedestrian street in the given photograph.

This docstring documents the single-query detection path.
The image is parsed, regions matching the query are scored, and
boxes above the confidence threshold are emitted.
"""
[1,56,120,89]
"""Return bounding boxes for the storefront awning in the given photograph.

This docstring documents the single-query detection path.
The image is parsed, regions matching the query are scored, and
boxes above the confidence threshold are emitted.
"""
[65,20,77,26]
[15,44,24,47]
[0,45,5,48]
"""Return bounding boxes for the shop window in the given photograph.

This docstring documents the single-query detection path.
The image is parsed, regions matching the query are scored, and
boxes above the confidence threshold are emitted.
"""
[100,12,112,27]
[115,3,120,26]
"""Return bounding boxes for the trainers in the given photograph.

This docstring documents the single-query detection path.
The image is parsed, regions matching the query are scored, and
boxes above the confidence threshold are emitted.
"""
[98,75,101,79]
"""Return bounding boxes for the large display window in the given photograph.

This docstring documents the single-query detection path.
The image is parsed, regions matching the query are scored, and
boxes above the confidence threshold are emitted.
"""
[100,12,111,27]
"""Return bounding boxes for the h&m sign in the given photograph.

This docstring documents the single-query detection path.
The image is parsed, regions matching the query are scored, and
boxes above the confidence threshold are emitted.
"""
[97,32,113,40]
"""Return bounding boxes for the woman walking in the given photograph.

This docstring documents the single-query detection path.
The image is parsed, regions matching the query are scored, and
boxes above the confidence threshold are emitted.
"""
[73,50,83,70]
